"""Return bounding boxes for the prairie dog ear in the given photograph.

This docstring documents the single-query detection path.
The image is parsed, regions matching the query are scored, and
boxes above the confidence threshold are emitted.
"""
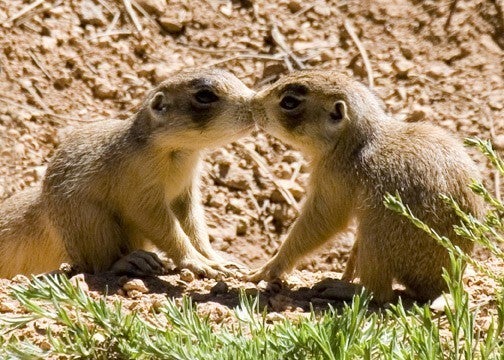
[150,91,171,114]
[329,100,347,123]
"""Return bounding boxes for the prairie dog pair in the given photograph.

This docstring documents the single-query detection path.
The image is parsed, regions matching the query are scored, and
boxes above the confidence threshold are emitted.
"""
[0,69,254,279]
[248,70,484,303]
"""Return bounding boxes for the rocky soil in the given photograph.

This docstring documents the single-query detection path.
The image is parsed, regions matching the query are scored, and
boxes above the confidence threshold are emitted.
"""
[0,0,502,347]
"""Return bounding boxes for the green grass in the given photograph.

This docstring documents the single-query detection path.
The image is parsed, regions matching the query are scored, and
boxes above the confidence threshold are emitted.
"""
[0,138,502,360]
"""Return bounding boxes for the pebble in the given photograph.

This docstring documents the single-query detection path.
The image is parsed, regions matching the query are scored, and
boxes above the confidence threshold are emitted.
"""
[236,216,248,236]
[122,279,149,294]
[425,61,454,79]
[313,4,331,17]
[493,134,504,150]
[210,281,229,295]
[287,0,302,13]
[430,294,454,313]
[405,105,432,122]
[54,76,73,90]
[265,312,285,323]
[92,80,117,100]
[180,268,195,282]
[217,165,252,191]
[208,192,227,208]
[0,300,18,313]
[226,197,246,214]
[126,289,143,298]
[392,59,414,77]
[78,0,106,27]
[136,0,165,16]
[158,10,190,34]
[70,274,89,293]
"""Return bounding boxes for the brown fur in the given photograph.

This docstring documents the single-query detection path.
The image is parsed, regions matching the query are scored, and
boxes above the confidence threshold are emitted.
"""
[248,70,484,303]
[0,69,254,279]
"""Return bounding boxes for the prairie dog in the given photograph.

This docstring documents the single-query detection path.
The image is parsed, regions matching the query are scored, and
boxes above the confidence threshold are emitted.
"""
[248,70,484,303]
[0,69,254,279]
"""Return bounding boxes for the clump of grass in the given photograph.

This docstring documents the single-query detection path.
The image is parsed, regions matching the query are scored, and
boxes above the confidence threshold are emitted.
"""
[0,138,502,359]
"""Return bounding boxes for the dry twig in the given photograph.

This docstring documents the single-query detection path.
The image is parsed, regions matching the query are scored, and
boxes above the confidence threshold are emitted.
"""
[270,22,306,71]
[200,53,285,69]
[19,79,52,114]
[105,11,121,34]
[5,0,44,24]
[344,20,374,89]
[122,0,142,32]
[28,49,53,81]
[131,0,161,29]
[444,0,460,31]
[237,144,300,214]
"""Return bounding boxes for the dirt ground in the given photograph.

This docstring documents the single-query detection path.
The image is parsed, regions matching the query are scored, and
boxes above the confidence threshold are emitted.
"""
[0,0,503,347]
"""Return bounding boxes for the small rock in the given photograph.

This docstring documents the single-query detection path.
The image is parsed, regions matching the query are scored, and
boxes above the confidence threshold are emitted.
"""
[287,0,302,13]
[219,3,232,16]
[313,4,331,17]
[158,18,184,33]
[70,274,89,293]
[180,268,195,282]
[273,163,292,179]
[282,150,302,164]
[208,192,227,208]
[91,333,106,344]
[265,312,285,323]
[79,0,106,27]
[216,165,252,191]
[226,197,246,214]
[430,294,454,312]
[39,340,51,351]
[158,10,190,34]
[320,49,334,62]
[400,46,414,60]
[54,76,73,90]
[41,36,57,51]
[262,62,286,80]
[236,216,248,236]
[58,262,73,274]
[11,274,30,284]
[126,289,143,298]
[0,300,18,313]
[378,62,393,75]
[425,61,454,79]
[136,0,165,16]
[493,134,504,150]
[392,59,414,78]
[137,63,156,79]
[92,80,117,100]
[210,281,229,295]
[123,279,148,294]
[488,92,503,110]
[405,105,432,122]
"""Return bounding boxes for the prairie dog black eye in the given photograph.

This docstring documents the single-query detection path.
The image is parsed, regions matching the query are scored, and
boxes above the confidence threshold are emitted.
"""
[280,95,302,110]
[194,89,219,104]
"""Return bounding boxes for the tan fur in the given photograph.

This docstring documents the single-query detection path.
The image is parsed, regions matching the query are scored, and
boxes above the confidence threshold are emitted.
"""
[0,69,254,279]
[248,70,484,303]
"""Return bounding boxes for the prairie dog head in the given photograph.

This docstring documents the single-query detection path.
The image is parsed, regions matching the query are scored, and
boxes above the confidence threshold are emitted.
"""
[253,70,386,156]
[140,68,255,150]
